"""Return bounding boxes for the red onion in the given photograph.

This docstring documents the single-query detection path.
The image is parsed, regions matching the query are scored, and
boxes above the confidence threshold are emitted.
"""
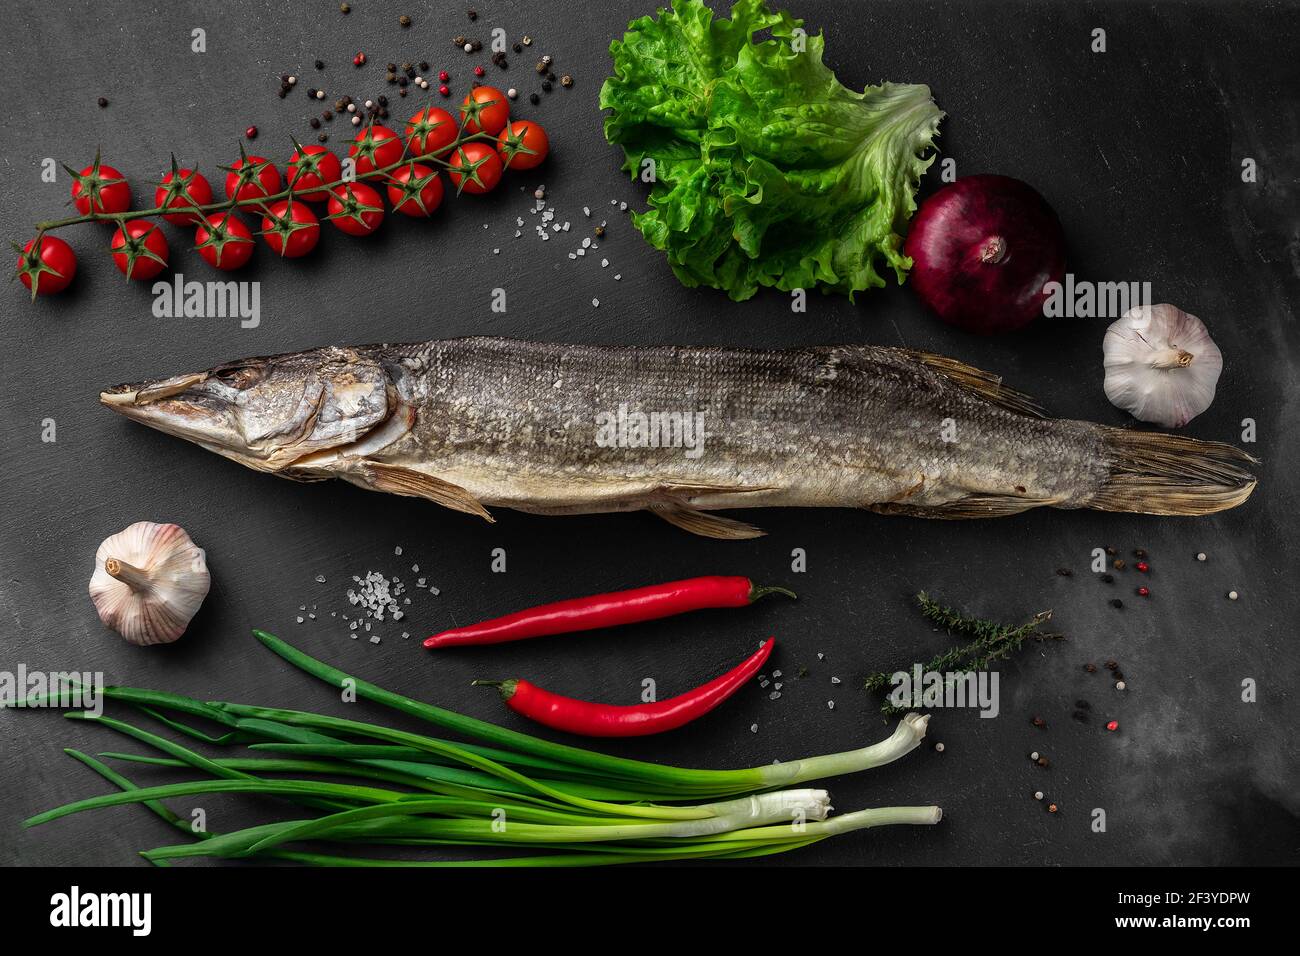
[904,175,1065,334]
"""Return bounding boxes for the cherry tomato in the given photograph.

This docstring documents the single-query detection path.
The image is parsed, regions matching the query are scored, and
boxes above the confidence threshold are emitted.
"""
[195,213,255,270]
[111,220,170,280]
[155,165,214,225]
[459,86,509,136]
[15,235,76,298]
[225,154,282,203]
[286,145,342,203]
[70,155,131,215]
[386,163,444,217]
[496,120,550,171]
[348,125,405,177]
[260,200,320,257]
[405,107,458,157]
[447,143,503,196]
[327,182,385,235]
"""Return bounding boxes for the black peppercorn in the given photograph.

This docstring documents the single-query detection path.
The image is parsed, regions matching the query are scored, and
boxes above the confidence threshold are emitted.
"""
[1101,573,1114,583]
[97,97,108,108]
[398,76,408,87]
[468,9,478,20]
[1031,716,1045,728]
[310,118,321,129]
[419,61,429,72]
[315,59,324,70]
[378,95,388,106]
[542,81,552,92]
[1134,548,1148,559]
[1111,598,1124,609]
[1084,662,1097,673]
[318,132,329,142]
[399,88,407,97]
[278,89,288,99]
[513,43,522,53]
[323,110,333,120]
[471,40,482,51]
[529,92,539,104]
[1105,546,1117,556]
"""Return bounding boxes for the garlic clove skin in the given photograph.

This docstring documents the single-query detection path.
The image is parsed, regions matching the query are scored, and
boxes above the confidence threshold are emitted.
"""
[88,521,210,646]
[1102,303,1223,428]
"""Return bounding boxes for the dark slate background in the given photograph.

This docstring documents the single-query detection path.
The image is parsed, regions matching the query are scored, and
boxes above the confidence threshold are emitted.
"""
[1,0,1296,867]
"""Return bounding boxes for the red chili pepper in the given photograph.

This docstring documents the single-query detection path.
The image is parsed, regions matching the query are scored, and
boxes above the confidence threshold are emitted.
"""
[423,576,794,649]
[473,639,774,737]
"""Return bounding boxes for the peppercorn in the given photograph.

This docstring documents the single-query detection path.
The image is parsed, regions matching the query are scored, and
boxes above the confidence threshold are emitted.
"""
[1134,548,1147,559]
[594,225,605,237]
[353,52,366,67]
[546,72,556,82]
[419,61,429,72]
[1055,568,1072,577]
[542,80,552,92]
[1036,755,1049,767]
[513,43,522,53]
[1104,660,1118,670]
[1033,791,1044,801]
[379,107,389,119]
[438,85,449,97]
[400,88,408,97]
[1113,558,1125,570]
[471,40,482,51]
[1105,546,1116,556]
[323,110,333,120]
[315,59,325,70]
[453,36,466,47]
[1111,598,1123,608]
[278,89,288,99]
[398,77,408,87]
[522,35,532,45]
[475,66,485,77]
[561,74,573,87]
[529,92,540,104]
[378,95,388,106]
[536,61,547,74]
[439,70,450,82]
[541,54,552,65]
[1136,586,1150,597]
[1084,662,1097,673]
[1105,720,1119,732]
[339,2,350,12]
[245,125,258,139]
[335,99,346,110]
[400,15,412,27]
[310,118,321,129]
[318,133,329,142]
[1031,716,1045,728]
[1100,573,1114,583]
[97,97,108,108]
[1048,803,1058,813]
[1136,561,1149,572]
[468,8,478,19]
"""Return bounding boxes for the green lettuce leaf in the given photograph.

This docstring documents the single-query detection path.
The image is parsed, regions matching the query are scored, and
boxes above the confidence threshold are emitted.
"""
[600,0,943,302]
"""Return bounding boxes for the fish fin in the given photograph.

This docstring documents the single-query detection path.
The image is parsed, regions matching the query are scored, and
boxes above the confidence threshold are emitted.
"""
[869,494,1053,519]
[915,353,1046,418]
[657,480,778,498]
[1088,427,1258,516]
[649,503,766,539]
[362,461,495,522]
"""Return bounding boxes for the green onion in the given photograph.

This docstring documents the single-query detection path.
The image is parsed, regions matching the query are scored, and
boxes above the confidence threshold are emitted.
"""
[8,629,941,866]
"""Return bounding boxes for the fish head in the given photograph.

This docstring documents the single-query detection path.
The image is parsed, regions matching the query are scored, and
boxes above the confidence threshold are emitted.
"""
[100,347,399,473]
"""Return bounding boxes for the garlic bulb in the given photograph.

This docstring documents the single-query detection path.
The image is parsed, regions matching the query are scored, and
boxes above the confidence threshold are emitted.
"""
[1102,303,1222,428]
[88,522,210,645]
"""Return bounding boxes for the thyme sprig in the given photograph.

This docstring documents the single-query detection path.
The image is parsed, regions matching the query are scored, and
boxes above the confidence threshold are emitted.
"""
[865,592,1064,715]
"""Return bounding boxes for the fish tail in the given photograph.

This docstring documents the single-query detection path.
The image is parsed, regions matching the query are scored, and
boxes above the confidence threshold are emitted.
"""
[1087,427,1258,516]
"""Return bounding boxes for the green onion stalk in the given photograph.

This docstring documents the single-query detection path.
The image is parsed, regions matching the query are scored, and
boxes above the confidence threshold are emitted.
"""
[10,630,941,866]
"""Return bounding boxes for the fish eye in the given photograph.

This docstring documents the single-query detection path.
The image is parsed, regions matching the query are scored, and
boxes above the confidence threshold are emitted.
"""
[212,363,266,390]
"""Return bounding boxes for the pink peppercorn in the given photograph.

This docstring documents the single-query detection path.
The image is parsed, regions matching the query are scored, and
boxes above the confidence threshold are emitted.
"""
[474,65,485,77]
[438,85,450,97]
[1106,720,1119,732]
[439,70,450,82]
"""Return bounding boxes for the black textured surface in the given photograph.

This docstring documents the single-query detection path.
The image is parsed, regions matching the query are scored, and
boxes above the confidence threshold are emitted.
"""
[1,0,1297,867]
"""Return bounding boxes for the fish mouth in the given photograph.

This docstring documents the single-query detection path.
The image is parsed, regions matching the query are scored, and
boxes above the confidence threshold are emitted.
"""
[100,372,210,407]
